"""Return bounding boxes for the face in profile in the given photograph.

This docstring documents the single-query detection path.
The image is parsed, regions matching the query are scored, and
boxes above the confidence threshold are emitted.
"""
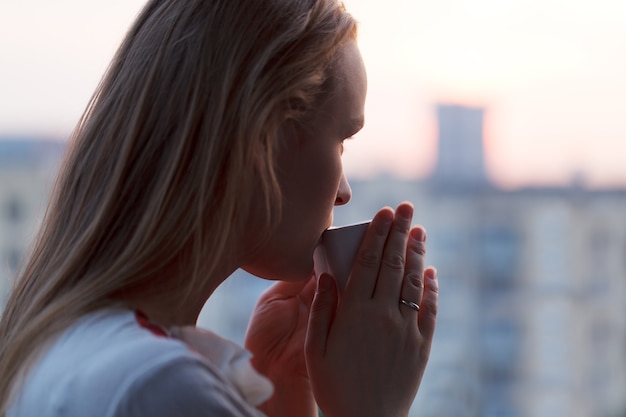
[243,40,367,281]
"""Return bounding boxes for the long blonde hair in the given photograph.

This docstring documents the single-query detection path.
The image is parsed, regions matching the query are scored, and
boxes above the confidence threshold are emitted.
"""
[0,0,356,412]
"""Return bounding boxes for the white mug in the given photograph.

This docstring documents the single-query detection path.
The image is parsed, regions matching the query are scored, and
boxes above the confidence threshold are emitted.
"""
[313,221,370,293]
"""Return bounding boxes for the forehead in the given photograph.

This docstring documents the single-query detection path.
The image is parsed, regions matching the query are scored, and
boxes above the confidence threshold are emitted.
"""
[333,41,367,93]
[323,41,367,132]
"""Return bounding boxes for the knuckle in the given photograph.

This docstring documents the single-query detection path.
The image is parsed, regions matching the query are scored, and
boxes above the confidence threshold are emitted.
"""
[410,240,426,256]
[404,271,424,290]
[424,300,438,316]
[356,248,381,268]
[419,286,439,316]
[393,220,410,234]
[374,220,392,237]
[382,252,405,270]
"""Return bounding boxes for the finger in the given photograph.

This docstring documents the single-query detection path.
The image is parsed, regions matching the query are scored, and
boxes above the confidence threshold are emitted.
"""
[298,275,319,307]
[373,202,414,301]
[398,226,426,318]
[343,207,394,300]
[418,267,438,341]
[305,274,339,357]
[258,274,315,302]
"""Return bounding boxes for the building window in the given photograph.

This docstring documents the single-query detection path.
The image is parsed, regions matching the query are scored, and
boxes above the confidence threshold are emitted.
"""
[478,225,519,289]
[480,318,522,377]
[4,195,24,224]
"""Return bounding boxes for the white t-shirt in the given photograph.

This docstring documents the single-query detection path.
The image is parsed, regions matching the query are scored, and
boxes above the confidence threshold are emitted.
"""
[7,308,273,417]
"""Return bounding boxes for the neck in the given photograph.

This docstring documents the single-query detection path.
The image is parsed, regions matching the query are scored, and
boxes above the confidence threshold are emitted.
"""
[116,258,240,328]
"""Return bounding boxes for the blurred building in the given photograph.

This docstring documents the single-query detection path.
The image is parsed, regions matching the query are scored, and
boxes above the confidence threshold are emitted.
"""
[433,104,488,187]
[1,106,625,417]
[0,139,64,305]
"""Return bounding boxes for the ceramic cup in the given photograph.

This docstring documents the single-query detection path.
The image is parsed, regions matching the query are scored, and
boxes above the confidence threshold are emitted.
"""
[313,221,370,293]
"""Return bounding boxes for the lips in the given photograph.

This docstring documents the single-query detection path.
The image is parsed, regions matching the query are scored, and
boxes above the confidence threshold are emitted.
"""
[317,228,329,246]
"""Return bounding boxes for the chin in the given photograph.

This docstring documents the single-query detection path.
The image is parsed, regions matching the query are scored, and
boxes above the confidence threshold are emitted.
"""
[242,255,314,282]
[276,258,315,282]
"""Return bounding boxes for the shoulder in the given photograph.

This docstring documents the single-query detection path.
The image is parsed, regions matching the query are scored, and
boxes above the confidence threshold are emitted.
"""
[113,356,267,417]
[9,309,265,417]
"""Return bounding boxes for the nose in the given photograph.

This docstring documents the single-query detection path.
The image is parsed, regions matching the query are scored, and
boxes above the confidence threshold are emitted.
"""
[335,174,352,206]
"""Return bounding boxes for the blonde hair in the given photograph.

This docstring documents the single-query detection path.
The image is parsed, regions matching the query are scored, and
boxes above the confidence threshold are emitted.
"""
[0,0,356,412]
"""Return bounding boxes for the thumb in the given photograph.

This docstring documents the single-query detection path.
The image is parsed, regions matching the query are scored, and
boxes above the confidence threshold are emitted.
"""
[305,274,338,358]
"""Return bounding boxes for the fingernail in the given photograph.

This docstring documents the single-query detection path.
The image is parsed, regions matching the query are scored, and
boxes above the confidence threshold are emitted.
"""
[397,203,414,220]
[375,208,394,231]
[411,227,426,242]
[318,274,333,292]
[380,207,394,223]
[425,268,437,279]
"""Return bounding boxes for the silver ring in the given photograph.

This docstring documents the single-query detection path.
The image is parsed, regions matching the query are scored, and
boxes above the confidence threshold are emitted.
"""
[400,298,420,311]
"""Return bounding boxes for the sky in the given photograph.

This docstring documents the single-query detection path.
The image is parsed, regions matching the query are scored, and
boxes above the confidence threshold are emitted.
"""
[1,0,625,189]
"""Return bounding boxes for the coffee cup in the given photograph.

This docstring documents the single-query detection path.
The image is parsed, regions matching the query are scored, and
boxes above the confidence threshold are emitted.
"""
[313,221,370,293]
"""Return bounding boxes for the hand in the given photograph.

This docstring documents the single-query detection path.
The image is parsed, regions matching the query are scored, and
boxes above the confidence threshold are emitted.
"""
[306,202,439,417]
[244,277,318,417]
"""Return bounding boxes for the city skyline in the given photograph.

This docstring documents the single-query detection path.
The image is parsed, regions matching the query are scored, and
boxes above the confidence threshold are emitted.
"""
[1,0,626,189]
[1,102,624,417]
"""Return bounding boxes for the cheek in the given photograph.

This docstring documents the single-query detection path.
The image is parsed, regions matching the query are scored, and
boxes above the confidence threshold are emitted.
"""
[325,157,344,205]
[297,149,343,209]
[301,164,341,225]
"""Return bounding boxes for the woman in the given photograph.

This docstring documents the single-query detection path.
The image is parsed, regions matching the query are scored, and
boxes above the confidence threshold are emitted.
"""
[0,0,438,416]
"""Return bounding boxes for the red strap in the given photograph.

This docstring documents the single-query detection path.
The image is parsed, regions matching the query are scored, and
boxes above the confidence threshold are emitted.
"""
[134,310,170,338]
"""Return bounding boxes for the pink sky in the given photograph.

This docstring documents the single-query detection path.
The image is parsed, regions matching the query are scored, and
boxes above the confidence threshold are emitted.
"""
[2,0,626,188]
